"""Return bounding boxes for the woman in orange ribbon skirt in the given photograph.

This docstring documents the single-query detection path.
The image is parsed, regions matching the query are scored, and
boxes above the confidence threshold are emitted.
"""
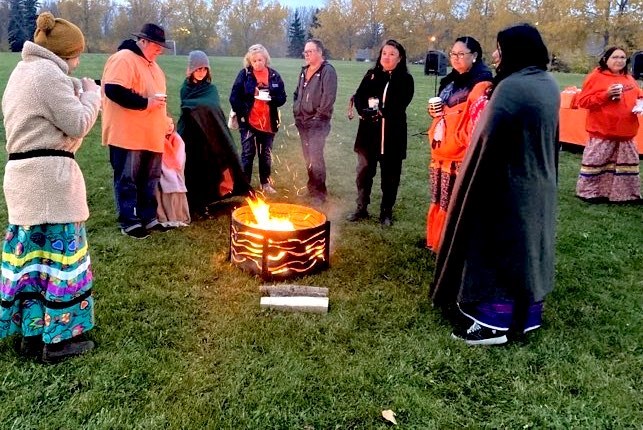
[575,47,642,203]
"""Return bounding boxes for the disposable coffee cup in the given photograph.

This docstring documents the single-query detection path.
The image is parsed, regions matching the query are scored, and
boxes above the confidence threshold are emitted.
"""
[257,89,270,100]
[428,97,443,115]
[368,97,379,109]
[611,84,623,100]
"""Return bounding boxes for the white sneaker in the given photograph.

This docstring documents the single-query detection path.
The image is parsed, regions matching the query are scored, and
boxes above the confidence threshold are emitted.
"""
[261,183,277,194]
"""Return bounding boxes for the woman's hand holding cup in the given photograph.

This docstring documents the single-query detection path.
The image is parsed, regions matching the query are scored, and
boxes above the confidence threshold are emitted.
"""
[428,97,444,117]
[608,84,623,101]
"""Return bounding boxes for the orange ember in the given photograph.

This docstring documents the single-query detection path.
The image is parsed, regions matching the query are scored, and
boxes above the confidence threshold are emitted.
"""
[246,197,295,231]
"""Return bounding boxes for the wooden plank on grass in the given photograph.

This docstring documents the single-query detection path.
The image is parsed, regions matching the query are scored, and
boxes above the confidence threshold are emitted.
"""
[260,296,329,314]
[259,285,329,297]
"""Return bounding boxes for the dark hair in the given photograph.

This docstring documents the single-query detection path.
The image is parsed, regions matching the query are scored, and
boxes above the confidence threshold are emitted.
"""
[492,23,549,91]
[305,38,325,57]
[455,36,483,60]
[438,35,492,94]
[374,39,408,73]
[598,46,630,75]
[190,68,212,84]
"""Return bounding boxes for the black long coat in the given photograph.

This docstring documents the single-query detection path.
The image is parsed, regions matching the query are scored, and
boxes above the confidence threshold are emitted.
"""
[353,67,414,159]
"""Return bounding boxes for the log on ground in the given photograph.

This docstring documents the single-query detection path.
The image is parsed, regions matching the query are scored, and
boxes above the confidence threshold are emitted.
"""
[260,296,329,314]
[259,285,329,297]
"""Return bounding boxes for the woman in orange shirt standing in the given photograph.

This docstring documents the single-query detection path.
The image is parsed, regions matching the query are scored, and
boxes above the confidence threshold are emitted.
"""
[426,36,492,251]
[575,47,642,203]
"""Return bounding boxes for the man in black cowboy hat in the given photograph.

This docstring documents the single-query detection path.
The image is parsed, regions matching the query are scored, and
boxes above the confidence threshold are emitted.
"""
[101,23,172,239]
[132,23,171,50]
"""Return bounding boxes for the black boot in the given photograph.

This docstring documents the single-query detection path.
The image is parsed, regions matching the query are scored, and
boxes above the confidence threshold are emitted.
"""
[42,339,95,364]
[16,336,44,360]
[379,208,393,226]
[346,206,369,222]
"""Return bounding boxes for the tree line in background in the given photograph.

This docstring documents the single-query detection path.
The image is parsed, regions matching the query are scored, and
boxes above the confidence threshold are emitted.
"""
[1,0,641,72]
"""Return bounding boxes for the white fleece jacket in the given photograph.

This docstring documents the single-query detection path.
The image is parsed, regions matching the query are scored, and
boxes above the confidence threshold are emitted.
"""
[2,42,101,226]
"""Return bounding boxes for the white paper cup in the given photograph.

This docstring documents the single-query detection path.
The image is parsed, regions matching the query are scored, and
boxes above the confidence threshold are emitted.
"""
[611,84,623,100]
[368,97,379,109]
[428,97,443,115]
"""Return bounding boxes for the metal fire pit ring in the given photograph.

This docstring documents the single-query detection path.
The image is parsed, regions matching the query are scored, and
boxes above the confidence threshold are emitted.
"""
[230,203,330,280]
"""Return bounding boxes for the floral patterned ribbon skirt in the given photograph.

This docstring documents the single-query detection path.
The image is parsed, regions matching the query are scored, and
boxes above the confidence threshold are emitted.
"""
[0,223,94,344]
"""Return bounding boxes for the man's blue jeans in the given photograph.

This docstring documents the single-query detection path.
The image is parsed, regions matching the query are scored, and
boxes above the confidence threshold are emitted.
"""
[109,146,162,230]
[296,119,331,201]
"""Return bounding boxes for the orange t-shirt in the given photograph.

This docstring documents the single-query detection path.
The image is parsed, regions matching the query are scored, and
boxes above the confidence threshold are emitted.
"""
[101,49,167,152]
[249,68,272,133]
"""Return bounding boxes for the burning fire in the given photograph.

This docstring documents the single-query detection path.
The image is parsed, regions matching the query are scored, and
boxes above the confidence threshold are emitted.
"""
[230,200,330,280]
[246,197,294,231]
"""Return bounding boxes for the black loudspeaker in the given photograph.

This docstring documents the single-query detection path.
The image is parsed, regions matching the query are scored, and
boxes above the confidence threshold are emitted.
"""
[424,50,447,76]
[631,51,643,80]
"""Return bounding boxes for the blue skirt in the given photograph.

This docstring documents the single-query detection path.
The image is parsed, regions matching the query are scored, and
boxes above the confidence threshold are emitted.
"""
[0,223,94,344]
[458,300,543,333]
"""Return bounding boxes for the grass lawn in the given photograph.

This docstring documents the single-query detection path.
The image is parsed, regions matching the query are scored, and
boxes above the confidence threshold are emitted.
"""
[0,52,641,428]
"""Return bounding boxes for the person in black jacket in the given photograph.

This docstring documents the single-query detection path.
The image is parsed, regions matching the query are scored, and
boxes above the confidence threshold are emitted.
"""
[347,39,415,226]
[229,44,287,194]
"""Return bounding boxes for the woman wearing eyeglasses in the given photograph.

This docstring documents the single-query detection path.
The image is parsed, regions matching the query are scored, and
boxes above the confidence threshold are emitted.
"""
[425,36,492,252]
[431,24,560,345]
[574,47,642,203]
[293,39,338,205]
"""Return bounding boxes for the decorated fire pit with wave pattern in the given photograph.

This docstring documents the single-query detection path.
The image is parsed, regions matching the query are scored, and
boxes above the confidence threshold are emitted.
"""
[230,198,330,281]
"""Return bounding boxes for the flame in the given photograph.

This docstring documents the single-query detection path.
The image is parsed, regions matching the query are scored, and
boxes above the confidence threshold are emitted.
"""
[230,204,329,279]
[246,197,294,231]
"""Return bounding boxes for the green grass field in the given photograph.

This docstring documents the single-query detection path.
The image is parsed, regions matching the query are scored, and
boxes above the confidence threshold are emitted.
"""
[0,52,641,428]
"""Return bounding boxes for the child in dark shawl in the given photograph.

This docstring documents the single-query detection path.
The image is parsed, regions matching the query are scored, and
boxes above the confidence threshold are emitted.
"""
[177,50,251,217]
